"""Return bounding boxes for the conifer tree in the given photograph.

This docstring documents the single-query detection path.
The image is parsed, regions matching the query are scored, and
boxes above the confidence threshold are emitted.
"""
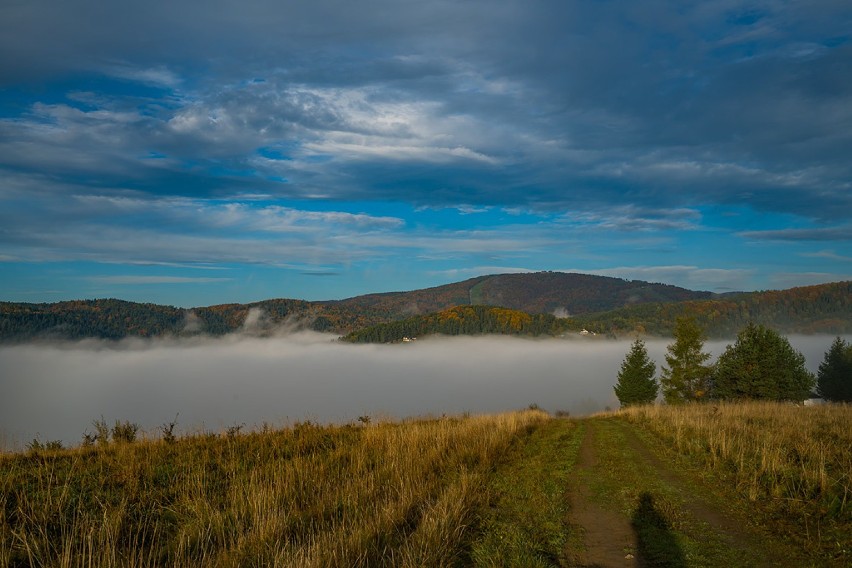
[713,323,814,401]
[614,338,658,407]
[660,316,713,403]
[817,337,852,402]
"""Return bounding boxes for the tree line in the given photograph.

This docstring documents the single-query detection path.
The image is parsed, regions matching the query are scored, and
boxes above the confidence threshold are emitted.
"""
[614,318,852,407]
[343,305,567,343]
[572,281,852,338]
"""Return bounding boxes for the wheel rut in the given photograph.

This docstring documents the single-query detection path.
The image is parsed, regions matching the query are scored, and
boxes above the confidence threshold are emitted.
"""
[566,421,639,567]
[564,417,820,567]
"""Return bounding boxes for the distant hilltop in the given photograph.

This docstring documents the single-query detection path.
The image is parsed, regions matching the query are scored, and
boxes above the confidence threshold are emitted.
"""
[1,272,850,342]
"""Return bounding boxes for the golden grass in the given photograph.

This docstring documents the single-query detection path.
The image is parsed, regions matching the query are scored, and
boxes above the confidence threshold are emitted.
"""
[0,410,547,567]
[619,401,851,557]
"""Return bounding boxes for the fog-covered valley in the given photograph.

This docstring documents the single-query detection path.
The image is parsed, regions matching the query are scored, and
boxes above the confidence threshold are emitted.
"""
[1,333,846,450]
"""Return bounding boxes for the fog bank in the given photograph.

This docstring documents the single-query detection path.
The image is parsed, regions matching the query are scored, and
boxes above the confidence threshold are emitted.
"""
[1,333,846,449]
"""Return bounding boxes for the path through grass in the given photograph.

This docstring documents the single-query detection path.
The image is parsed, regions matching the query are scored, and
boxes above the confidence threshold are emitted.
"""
[2,403,848,567]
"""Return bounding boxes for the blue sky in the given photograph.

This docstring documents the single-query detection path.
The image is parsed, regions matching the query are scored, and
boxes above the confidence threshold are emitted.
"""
[1,1,851,307]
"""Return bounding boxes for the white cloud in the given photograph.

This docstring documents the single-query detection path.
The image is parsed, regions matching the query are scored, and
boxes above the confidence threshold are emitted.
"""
[561,205,702,232]
[739,227,852,241]
[427,266,535,279]
[800,250,852,262]
[88,276,233,285]
[561,265,756,292]
[101,64,181,87]
[768,272,852,289]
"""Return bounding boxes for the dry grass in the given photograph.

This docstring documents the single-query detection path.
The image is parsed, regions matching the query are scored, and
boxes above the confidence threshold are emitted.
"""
[619,401,852,559]
[0,410,547,567]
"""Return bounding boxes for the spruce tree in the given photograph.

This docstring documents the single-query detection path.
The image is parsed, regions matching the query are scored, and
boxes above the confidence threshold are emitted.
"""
[614,338,658,407]
[713,323,814,401]
[817,337,852,402]
[660,317,712,404]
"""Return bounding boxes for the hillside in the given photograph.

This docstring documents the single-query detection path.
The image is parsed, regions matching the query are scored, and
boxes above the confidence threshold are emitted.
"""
[327,272,712,318]
[568,281,852,337]
[1,274,849,342]
[3,405,847,565]
[0,272,710,342]
[343,305,568,343]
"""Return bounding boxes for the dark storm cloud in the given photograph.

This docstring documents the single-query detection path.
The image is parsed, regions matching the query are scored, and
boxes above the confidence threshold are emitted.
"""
[2,1,851,216]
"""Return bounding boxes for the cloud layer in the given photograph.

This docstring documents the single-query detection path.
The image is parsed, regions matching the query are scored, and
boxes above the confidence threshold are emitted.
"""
[1,333,845,450]
[1,1,851,302]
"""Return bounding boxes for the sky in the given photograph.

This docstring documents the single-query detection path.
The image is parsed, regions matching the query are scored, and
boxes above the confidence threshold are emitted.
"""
[1,0,851,307]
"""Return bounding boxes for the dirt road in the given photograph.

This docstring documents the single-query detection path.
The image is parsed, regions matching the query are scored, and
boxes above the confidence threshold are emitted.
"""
[563,418,823,567]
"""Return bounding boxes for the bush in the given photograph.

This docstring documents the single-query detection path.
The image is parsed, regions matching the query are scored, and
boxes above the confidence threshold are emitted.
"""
[92,417,111,446]
[111,420,139,443]
[160,415,179,444]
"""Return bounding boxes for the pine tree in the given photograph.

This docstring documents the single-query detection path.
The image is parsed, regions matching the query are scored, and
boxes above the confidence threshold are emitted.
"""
[614,338,658,407]
[660,316,713,404]
[817,337,852,402]
[713,323,814,401]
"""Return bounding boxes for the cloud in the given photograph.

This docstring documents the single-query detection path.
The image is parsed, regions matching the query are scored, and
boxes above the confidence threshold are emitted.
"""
[561,206,703,232]
[2,333,845,449]
[101,64,182,87]
[739,227,852,242]
[801,250,852,262]
[427,266,535,279]
[565,265,756,292]
[88,276,233,285]
[1,0,851,302]
[2,1,850,218]
[768,272,852,289]
[0,335,625,447]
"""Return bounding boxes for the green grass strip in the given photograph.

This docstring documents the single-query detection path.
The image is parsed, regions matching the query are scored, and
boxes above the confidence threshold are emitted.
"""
[469,419,582,567]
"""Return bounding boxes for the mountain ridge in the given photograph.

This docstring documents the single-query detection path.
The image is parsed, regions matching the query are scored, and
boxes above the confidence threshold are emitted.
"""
[1,273,849,342]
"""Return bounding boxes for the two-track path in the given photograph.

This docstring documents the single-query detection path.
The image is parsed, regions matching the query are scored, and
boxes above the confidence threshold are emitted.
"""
[562,418,823,567]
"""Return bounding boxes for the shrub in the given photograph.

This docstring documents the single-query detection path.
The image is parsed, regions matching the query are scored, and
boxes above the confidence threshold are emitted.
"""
[160,415,179,444]
[111,420,139,443]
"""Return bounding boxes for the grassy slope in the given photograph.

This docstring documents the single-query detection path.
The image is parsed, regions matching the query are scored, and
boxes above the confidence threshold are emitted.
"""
[2,404,849,566]
[620,402,852,563]
[1,412,547,567]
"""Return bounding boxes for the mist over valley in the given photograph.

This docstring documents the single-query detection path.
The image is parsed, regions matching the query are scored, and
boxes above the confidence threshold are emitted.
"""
[2,332,846,450]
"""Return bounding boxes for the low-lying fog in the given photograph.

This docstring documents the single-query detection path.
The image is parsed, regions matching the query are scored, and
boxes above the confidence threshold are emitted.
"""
[1,333,846,449]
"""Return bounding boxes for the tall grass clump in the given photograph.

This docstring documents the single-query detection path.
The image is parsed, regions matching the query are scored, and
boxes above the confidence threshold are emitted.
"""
[0,410,547,567]
[620,401,851,559]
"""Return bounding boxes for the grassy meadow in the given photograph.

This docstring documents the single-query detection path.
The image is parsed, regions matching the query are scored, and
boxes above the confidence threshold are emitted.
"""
[620,401,852,560]
[1,402,850,566]
[1,410,565,567]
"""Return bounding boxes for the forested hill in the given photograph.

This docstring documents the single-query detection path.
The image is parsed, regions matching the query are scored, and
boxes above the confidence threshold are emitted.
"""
[0,275,849,342]
[325,272,712,318]
[0,272,711,342]
[0,299,186,341]
[568,281,852,338]
[343,306,568,343]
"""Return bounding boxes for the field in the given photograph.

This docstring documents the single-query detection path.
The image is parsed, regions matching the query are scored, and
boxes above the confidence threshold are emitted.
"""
[1,403,850,567]
[620,401,852,560]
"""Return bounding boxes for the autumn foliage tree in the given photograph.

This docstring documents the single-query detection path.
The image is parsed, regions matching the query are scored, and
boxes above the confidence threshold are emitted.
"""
[660,317,713,404]
[817,336,852,402]
[613,338,658,407]
[713,323,814,401]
